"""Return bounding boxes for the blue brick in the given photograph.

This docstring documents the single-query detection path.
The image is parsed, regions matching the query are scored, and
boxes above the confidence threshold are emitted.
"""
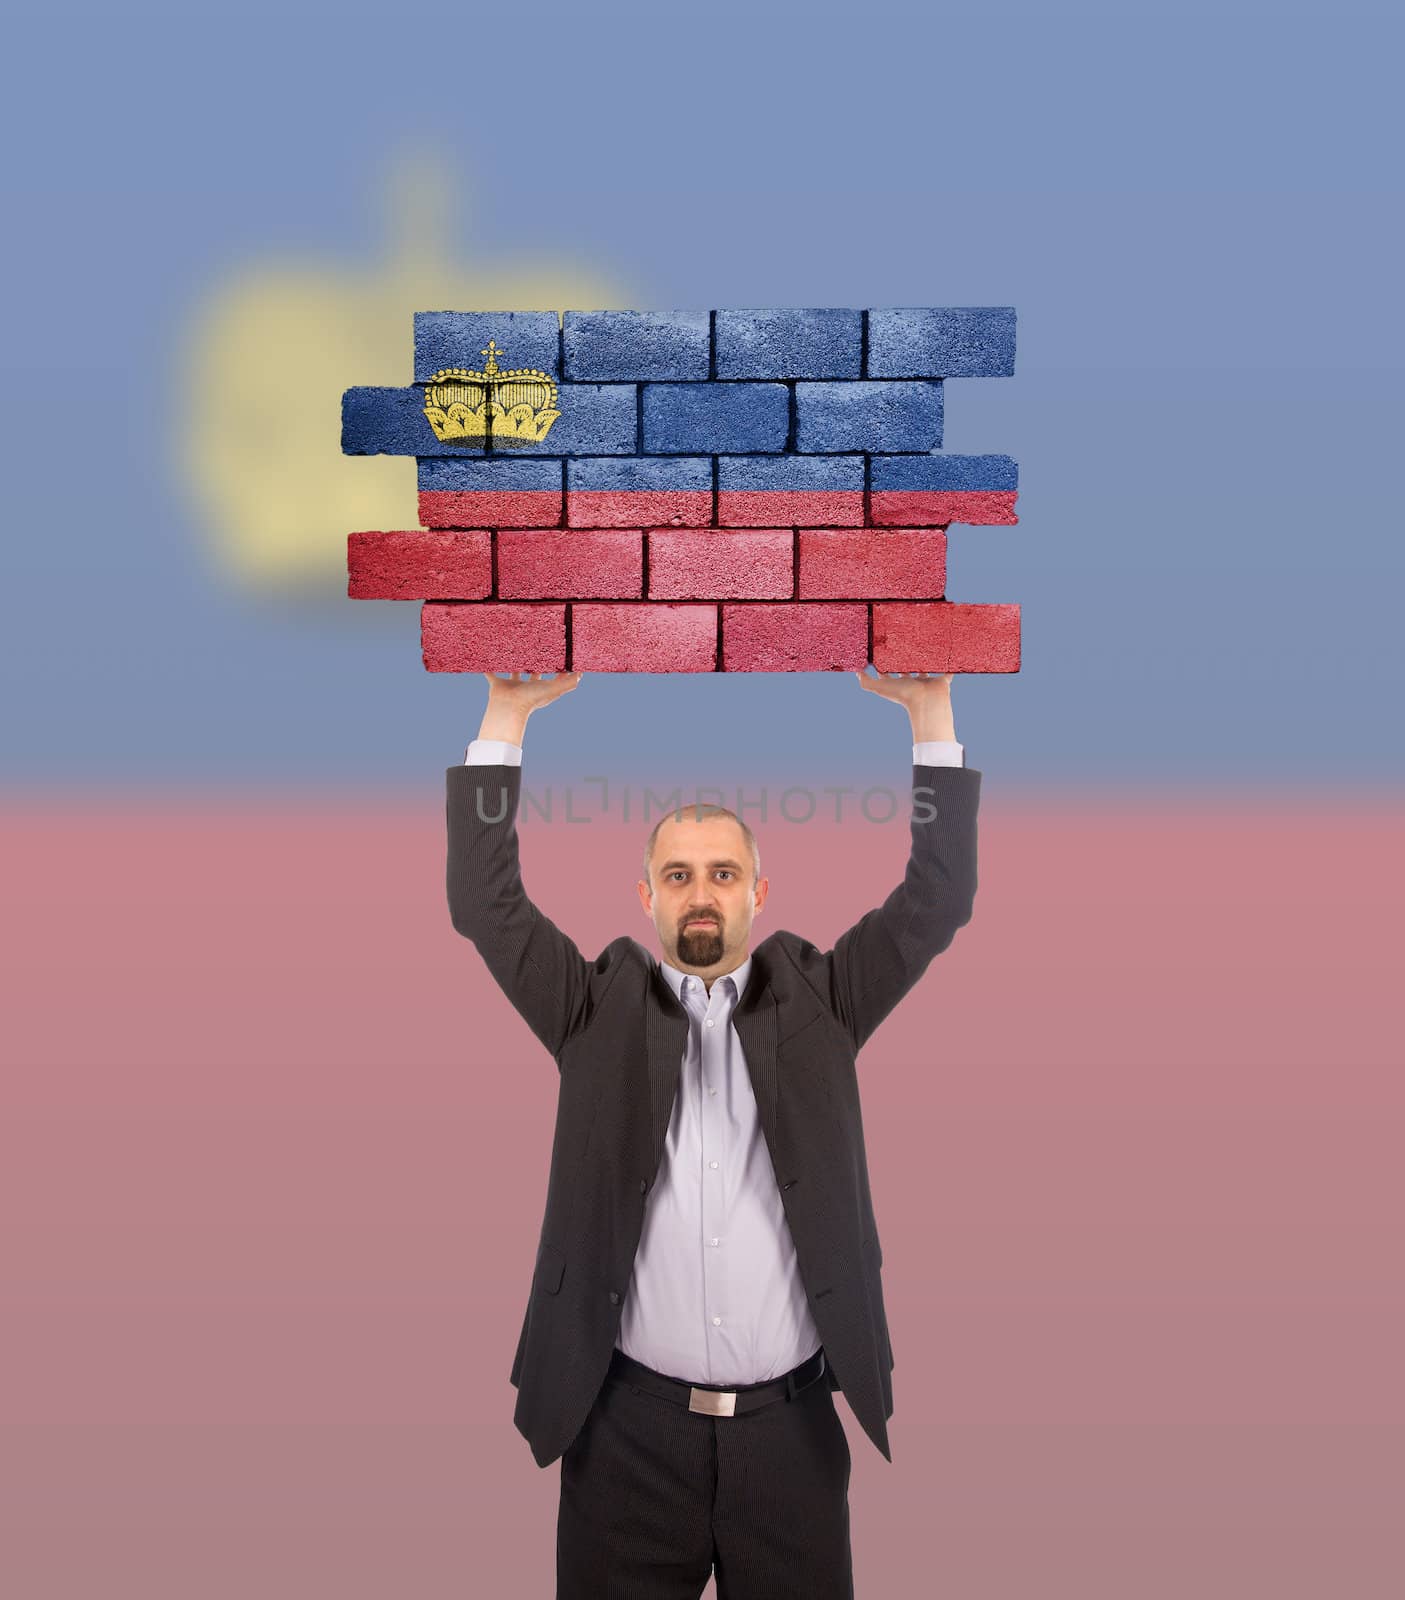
[717,455,864,494]
[795,382,942,452]
[491,384,636,456]
[563,310,710,381]
[418,457,562,492]
[714,308,862,378]
[567,456,713,493]
[342,387,486,456]
[870,453,1019,491]
[415,311,560,382]
[866,307,1016,377]
[642,383,787,454]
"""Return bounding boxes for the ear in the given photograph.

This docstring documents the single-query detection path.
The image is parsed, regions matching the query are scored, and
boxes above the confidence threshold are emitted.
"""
[636,878,653,918]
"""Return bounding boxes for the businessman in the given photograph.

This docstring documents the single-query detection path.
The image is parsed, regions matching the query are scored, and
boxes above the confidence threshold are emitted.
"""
[446,668,981,1598]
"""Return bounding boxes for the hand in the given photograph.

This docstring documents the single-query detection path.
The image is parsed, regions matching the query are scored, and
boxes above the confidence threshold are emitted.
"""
[477,670,584,744]
[483,670,585,714]
[853,669,956,742]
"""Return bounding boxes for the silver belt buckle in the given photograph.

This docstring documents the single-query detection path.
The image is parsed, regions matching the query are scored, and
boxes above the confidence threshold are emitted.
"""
[689,1385,737,1417]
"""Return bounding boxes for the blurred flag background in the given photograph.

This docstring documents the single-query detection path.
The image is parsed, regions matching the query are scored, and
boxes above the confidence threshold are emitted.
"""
[2,2,1400,1596]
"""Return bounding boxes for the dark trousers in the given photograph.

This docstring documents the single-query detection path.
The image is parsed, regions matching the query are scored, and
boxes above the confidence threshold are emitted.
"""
[557,1346,854,1598]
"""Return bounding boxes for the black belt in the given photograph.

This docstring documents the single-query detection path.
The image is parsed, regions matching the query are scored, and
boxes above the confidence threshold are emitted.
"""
[607,1345,827,1417]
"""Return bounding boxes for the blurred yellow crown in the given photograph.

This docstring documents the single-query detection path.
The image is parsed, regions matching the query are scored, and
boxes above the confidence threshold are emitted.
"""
[423,339,562,444]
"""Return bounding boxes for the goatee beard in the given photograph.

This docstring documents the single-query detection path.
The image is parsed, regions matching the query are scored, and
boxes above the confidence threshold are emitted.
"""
[679,924,722,960]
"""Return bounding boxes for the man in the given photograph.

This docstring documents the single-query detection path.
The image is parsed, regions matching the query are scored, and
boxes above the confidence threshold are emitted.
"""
[447,668,981,1598]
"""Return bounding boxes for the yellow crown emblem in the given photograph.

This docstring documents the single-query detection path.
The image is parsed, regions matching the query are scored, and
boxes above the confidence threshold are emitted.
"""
[423,339,562,445]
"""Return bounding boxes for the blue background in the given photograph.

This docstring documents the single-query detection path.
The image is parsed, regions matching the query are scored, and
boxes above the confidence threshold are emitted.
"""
[2,0,1400,789]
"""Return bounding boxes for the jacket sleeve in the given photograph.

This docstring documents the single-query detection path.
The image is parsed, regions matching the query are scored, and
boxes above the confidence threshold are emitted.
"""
[827,762,981,1052]
[445,762,592,1063]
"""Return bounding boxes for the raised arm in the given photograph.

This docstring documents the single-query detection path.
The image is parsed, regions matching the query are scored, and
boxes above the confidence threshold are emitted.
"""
[446,671,591,1063]
[827,672,981,1051]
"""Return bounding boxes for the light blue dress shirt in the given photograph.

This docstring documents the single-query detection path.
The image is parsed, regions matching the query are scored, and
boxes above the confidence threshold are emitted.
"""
[463,734,965,1383]
[620,950,827,1384]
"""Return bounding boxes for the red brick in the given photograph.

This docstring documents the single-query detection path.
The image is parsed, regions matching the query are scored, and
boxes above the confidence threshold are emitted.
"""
[647,529,794,599]
[421,601,566,673]
[872,602,1021,672]
[567,489,713,528]
[497,530,643,599]
[570,603,718,672]
[869,489,1019,527]
[797,529,946,599]
[716,490,863,527]
[418,490,562,529]
[948,602,1020,671]
[347,529,490,600]
[722,603,868,671]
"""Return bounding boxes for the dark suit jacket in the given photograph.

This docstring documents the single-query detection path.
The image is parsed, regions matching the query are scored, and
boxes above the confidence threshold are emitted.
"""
[446,759,981,1467]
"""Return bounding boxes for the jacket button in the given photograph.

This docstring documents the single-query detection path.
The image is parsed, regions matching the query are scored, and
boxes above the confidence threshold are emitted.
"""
[639,1178,648,1194]
[609,1290,620,1305]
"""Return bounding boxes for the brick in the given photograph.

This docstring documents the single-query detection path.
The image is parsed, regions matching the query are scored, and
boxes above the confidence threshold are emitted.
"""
[570,603,717,672]
[866,307,1016,377]
[721,603,868,671]
[714,308,862,379]
[497,530,643,599]
[871,602,1021,672]
[414,311,560,382]
[947,603,1022,672]
[494,383,636,455]
[797,529,946,599]
[419,492,561,529]
[418,458,562,529]
[420,458,561,493]
[870,490,1019,527]
[342,387,484,456]
[642,383,788,454]
[871,454,1019,491]
[567,456,713,528]
[347,529,491,600]
[647,530,793,599]
[717,455,863,526]
[563,310,710,381]
[795,381,942,452]
[869,453,1019,525]
[421,601,566,672]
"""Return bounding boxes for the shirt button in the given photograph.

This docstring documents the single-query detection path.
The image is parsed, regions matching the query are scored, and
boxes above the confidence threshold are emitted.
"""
[709,1160,718,1169]
[705,1019,715,1028]
[712,1316,722,1326]
[710,1238,720,1247]
[709,1087,717,1095]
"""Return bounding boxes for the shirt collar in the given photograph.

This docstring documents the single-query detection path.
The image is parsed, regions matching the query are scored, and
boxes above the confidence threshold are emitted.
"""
[658,950,752,1006]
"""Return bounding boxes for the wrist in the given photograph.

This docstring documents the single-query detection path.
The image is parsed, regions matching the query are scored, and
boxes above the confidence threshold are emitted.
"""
[478,709,529,744]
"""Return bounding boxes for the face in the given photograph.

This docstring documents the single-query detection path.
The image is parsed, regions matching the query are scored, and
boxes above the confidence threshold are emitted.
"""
[637,813,768,976]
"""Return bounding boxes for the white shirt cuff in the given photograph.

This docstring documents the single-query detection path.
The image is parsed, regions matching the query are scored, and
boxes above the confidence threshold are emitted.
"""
[465,739,523,765]
[913,739,964,767]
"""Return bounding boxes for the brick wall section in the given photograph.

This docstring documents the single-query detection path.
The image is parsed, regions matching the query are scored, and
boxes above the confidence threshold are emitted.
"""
[344,307,1022,673]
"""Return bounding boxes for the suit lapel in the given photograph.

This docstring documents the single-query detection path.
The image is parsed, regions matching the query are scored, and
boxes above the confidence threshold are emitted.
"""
[644,974,690,1164]
[732,978,779,1150]
[644,951,779,1161]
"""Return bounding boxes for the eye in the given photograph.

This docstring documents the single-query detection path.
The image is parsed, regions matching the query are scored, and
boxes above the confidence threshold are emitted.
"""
[717,871,734,880]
